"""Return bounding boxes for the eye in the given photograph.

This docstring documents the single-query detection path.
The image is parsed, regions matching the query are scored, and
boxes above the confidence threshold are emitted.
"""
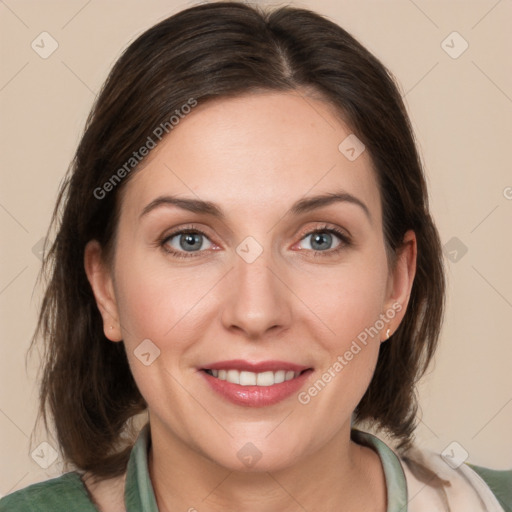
[161,228,214,258]
[159,224,350,259]
[296,226,350,255]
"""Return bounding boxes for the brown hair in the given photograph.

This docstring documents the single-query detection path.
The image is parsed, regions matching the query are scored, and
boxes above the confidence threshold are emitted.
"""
[31,1,445,479]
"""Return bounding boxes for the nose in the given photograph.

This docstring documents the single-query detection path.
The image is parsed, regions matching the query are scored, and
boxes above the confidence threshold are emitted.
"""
[220,248,292,341]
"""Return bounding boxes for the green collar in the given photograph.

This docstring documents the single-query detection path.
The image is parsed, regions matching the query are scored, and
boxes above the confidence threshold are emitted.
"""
[124,424,408,511]
[124,424,158,511]
[351,429,408,512]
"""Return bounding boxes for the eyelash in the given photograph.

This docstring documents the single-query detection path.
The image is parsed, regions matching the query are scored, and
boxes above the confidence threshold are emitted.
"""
[158,224,351,259]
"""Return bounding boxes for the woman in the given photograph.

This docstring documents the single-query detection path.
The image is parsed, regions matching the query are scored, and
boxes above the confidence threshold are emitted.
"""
[1,2,510,511]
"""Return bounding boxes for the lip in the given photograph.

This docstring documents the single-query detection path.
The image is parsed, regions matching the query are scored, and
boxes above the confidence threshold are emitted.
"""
[199,360,313,407]
[202,359,310,373]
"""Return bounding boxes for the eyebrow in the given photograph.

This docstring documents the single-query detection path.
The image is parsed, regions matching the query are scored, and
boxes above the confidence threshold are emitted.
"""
[139,190,371,222]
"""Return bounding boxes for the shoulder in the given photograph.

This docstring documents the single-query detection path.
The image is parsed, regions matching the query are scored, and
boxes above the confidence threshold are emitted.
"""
[467,464,512,512]
[400,447,512,512]
[0,472,98,512]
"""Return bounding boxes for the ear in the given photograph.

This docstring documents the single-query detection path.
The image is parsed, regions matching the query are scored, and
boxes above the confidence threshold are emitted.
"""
[382,230,417,341]
[84,240,123,342]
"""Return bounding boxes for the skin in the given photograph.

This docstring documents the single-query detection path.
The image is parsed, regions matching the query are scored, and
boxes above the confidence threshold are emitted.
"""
[84,90,416,512]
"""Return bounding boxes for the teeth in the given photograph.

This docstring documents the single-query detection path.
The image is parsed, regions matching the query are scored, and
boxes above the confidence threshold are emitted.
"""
[274,370,285,384]
[226,369,240,384]
[239,371,257,385]
[209,369,300,386]
[257,371,274,386]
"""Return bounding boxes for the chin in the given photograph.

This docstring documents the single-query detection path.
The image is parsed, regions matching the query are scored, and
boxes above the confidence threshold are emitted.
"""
[202,435,308,474]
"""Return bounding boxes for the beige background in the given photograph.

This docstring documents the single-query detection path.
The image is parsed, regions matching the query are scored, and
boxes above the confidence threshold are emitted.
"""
[1,0,511,496]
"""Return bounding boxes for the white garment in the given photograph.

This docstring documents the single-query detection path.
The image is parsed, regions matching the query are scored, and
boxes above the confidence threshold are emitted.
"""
[401,449,506,512]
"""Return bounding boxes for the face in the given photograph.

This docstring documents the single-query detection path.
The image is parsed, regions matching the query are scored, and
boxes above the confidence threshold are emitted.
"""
[85,90,415,472]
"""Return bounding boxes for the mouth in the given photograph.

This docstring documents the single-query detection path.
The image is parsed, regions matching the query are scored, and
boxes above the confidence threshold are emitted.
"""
[199,360,313,407]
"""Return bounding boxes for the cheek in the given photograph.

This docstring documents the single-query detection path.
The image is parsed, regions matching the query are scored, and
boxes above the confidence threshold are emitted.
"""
[298,254,389,345]
[112,254,206,407]
[112,243,223,359]
[292,251,389,407]
[115,268,199,343]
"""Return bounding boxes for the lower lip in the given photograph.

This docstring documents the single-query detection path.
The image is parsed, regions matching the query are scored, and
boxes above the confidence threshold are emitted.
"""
[201,370,313,407]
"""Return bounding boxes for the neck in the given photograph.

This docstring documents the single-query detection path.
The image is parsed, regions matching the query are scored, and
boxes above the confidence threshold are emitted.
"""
[147,418,387,512]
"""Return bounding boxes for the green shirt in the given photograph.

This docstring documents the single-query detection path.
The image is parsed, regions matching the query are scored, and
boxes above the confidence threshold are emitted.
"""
[1,425,510,511]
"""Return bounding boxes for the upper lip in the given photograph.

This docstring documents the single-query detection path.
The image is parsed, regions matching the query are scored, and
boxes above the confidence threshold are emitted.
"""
[201,359,312,373]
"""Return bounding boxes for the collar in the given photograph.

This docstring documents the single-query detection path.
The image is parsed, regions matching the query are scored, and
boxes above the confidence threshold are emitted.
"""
[351,429,408,512]
[124,423,158,511]
[124,424,408,512]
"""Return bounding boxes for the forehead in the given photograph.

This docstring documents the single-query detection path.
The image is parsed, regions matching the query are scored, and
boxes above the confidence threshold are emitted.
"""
[119,91,381,224]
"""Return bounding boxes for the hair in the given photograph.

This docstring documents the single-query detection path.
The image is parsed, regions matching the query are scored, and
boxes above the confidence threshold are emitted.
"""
[31,1,445,479]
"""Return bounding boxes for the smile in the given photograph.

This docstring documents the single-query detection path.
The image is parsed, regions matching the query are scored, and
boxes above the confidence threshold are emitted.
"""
[200,360,313,407]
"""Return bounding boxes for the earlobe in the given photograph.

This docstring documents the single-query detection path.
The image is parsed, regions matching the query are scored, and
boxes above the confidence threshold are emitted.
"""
[83,240,123,342]
[382,230,417,340]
